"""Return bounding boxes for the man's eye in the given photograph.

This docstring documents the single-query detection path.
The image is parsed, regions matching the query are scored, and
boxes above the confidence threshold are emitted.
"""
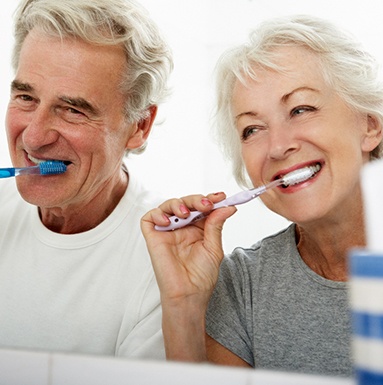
[18,94,34,102]
[67,107,83,115]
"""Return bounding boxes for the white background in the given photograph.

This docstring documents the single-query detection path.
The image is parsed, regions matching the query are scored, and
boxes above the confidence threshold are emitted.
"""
[1,1,382,252]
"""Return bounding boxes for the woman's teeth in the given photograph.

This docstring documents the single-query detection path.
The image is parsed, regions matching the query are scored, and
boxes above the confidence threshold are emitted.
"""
[280,163,322,188]
[310,163,322,174]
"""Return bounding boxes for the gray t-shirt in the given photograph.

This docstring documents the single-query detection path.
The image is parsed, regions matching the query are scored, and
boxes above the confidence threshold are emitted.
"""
[206,224,353,377]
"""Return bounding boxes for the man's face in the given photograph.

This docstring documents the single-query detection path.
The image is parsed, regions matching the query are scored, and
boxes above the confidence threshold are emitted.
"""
[6,29,137,213]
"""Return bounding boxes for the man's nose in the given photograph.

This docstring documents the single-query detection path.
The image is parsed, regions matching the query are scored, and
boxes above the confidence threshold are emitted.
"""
[22,107,60,151]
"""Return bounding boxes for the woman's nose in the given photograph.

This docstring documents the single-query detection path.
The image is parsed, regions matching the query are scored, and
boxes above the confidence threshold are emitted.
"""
[267,123,300,160]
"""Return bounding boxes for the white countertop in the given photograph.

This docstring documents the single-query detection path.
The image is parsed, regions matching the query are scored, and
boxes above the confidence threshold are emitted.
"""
[0,348,355,385]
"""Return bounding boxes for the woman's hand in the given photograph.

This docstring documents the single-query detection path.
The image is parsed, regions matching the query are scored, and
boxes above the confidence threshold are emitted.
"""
[141,192,236,303]
[141,192,236,361]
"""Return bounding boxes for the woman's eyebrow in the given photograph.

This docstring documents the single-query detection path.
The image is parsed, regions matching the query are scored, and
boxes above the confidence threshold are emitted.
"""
[281,86,319,103]
[235,87,320,121]
[235,111,258,121]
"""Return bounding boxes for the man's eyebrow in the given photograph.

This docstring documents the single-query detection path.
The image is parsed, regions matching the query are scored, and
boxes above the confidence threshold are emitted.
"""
[59,96,99,116]
[11,80,34,92]
[11,80,100,115]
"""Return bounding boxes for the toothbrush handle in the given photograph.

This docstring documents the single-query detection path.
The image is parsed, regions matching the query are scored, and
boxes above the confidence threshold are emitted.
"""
[154,186,267,232]
[0,164,62,178]
[0,169,16,178]
[154,210,208,231]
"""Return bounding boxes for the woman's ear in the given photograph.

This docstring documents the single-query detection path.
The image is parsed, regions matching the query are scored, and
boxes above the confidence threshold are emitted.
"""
[125,105,158,150]
[362,114,383,153]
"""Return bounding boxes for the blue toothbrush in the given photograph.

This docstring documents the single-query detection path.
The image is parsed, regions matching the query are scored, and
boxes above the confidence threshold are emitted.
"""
[0,161,67,178]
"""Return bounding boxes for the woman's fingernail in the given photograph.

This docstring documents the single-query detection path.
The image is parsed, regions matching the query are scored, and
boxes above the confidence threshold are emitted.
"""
[201,198,212,206]
[180,204,189,214]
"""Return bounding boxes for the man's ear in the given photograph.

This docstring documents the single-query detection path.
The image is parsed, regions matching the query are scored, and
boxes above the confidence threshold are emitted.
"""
[362,114,383,153]
[125,105,158,150]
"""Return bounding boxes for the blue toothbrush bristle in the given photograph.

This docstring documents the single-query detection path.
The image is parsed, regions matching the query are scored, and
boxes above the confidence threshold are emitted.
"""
[39,161,67,175]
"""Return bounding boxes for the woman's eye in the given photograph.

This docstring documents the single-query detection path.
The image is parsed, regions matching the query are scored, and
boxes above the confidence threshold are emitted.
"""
[291,105,316,116]
[241,126,262,141]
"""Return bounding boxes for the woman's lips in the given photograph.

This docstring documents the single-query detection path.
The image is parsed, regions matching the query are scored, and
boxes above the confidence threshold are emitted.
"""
[273,161,323,181]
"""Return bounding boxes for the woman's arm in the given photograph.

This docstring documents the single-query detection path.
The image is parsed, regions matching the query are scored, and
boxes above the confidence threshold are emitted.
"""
[141,193,236,361]
[206,334,252,367]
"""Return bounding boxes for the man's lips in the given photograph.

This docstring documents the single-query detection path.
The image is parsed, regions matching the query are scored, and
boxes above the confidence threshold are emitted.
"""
[27,154,72,166]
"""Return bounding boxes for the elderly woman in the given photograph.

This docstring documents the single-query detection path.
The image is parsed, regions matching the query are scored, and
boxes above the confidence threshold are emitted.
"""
[141,15,383,376]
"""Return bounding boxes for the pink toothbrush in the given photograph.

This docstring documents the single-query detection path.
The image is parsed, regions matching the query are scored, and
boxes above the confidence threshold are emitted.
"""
[155,166,317,231]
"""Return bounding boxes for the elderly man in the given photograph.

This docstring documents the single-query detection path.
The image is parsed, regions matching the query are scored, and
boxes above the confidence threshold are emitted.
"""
[0,0,172,359]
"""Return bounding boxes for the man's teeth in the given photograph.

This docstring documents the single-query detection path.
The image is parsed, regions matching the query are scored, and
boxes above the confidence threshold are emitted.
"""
[28,155,45,164]
[28,155,63,164]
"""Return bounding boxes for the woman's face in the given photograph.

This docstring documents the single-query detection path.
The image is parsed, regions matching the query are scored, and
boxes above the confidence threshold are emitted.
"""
[232,46,381,224]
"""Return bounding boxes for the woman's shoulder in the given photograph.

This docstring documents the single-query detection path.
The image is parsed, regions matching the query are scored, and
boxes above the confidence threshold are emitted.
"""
[233,224,295,255]
[223,224,297,271]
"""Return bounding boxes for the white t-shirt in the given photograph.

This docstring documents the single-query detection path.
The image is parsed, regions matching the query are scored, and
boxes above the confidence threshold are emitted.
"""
[0,169,164,359]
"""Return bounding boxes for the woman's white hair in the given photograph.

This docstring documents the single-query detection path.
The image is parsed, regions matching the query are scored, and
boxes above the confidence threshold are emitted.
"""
[213,15,383,187]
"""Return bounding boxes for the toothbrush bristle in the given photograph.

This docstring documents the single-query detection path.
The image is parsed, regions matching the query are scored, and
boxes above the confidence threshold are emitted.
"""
[39,161,67,175]
[282,166,316,186]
